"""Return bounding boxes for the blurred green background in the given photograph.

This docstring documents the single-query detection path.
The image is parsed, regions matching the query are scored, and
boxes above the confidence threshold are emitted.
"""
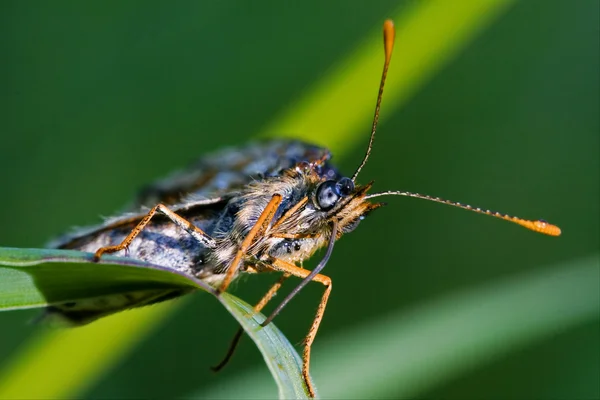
[1,1,598,399]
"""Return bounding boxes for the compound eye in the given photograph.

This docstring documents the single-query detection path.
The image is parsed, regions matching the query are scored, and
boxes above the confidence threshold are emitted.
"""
[316,180,340,211]
[336,177,354,197]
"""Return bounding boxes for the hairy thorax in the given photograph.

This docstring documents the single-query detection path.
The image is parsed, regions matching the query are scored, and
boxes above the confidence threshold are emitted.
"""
[201,174,330,285]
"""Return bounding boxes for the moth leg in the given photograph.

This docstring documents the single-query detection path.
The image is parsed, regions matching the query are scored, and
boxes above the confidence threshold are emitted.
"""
[217,193,282,294]
[263,257,332,398]
[270,196,308,230]
[271,232,318,240]
[94,203,215,260]
[211,272,290,372]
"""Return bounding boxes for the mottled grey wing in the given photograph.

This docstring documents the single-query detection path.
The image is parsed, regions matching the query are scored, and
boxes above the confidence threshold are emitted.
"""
[49,139,338,251]
[134,139,339,207]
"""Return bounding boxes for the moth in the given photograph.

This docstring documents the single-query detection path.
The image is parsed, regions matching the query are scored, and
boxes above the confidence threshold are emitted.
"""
[47,20,560,397]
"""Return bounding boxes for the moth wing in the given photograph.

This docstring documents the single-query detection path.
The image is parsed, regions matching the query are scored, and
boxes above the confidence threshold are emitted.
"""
[38,288,190,326]
[49,140,337,250]
[134,139,336,207]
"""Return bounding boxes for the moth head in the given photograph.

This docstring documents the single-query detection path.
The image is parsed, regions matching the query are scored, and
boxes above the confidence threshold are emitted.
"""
[308,175,382,235]
[314,177,354,211]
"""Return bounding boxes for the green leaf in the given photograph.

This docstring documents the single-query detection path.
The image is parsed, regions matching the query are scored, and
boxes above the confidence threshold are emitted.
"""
[0,247,312,399]
[0,247,202,311]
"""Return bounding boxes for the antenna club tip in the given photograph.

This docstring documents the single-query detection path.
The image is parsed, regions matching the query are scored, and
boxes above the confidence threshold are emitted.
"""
[518,219,561,236]
[382,19,395,61]
[535,220,562,236]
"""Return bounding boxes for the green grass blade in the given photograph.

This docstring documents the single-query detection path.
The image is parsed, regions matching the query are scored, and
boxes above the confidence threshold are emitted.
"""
[0,247,201,310]
[194,254,600,398]
[0,247,310,399]
[220,293,312,399]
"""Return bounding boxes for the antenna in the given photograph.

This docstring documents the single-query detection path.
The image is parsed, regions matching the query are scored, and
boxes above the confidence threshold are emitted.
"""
[366,191,561,236]
[351,19,395,182]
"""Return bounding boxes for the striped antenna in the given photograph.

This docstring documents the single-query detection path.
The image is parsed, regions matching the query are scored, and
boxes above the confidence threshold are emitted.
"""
[365,191,561,236]
[351,19,395,182]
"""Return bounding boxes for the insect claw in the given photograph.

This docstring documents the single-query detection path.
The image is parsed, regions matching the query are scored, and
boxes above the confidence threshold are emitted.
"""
[92,251,102,262]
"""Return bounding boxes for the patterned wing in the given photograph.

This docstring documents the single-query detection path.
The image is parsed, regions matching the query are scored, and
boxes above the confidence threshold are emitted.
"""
[50,139,340,251]
[134,139,340,207]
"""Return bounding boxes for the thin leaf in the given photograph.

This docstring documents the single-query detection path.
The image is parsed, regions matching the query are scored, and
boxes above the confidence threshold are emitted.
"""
[0,247,311,399]
[0,247,202,310]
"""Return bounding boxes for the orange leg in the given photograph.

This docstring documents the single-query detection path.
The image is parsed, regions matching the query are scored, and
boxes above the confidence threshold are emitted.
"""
[270,196,308,230]
[266,258,332,398]
[94,203,215,260]
[254,273,291,312]
[271,232,318,240]
[216,194,282,294]
[211,273,290,372]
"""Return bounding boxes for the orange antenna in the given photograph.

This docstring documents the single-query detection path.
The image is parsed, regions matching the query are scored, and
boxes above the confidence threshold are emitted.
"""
[351,19,395,182]
[366,191,562,236]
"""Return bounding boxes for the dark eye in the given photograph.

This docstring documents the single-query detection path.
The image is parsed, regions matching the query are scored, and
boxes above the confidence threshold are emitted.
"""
[316,180,339,211]
[336,177,354,196]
